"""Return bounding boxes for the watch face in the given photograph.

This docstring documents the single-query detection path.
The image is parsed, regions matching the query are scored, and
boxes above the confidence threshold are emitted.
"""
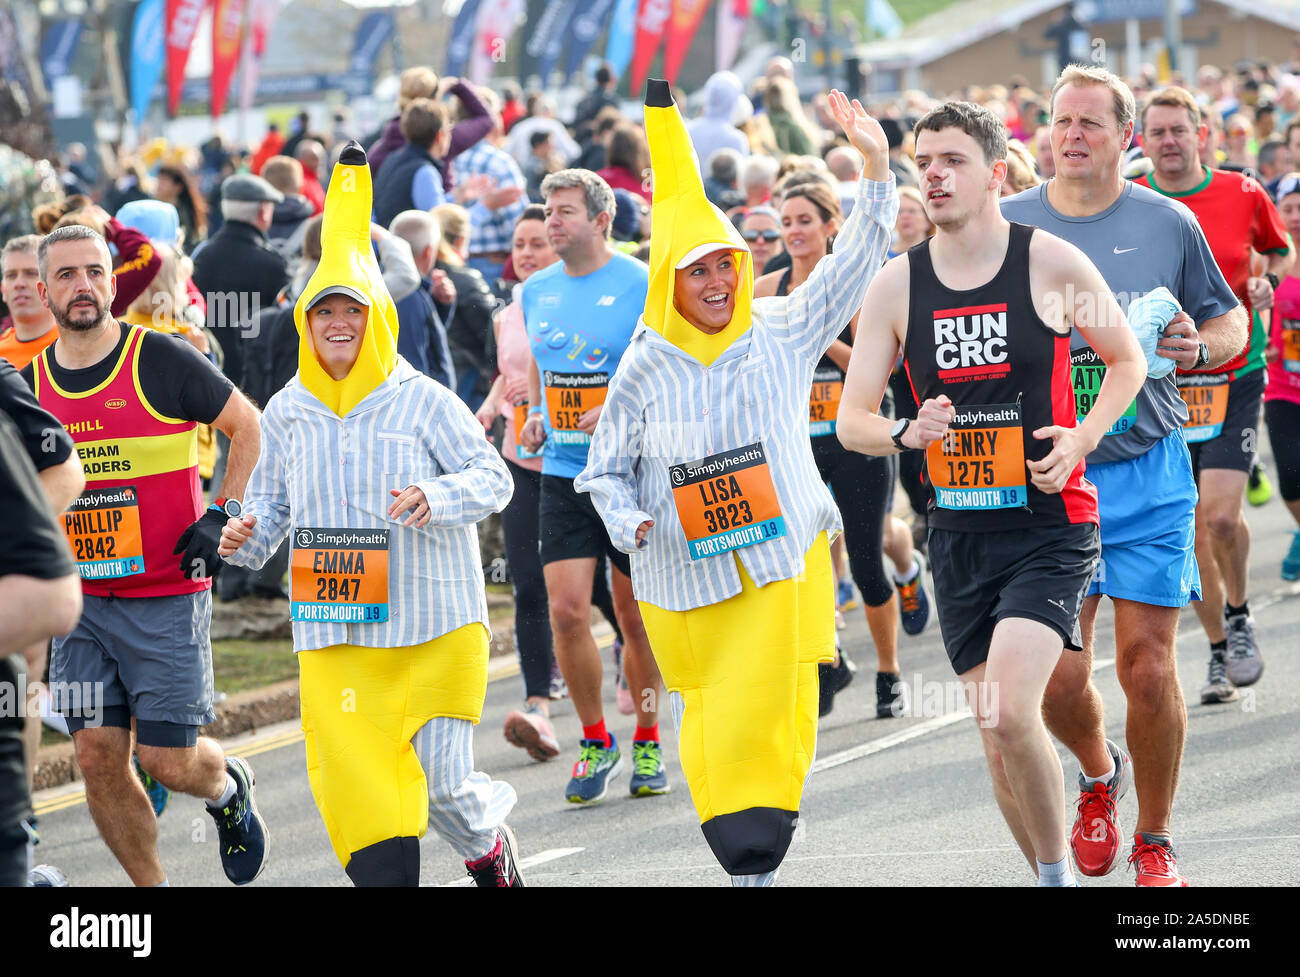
[223,499,243,519]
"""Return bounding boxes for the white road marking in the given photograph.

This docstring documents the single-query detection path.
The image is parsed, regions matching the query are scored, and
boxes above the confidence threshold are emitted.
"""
[439,846,585,886]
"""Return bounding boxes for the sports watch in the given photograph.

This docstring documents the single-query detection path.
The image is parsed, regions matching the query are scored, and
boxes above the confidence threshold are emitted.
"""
[1265,272,1280,290]
[212,497,243,518]
[1195,342,1211,369]
[891,417,913,451]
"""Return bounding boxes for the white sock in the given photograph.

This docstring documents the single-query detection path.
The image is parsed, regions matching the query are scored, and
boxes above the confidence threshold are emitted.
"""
[154,880,170,887]
[206,773,237,809]
[1081,754,1116,790]
[1037,856,1075,887]
[893,556,919,585]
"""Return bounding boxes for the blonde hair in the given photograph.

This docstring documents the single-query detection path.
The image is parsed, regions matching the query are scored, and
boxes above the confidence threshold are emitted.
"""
[128,243,200,328]
[398,66,439,111]
[432,203,469,264]
[1003,140,1042,194]
[1051,64,1136,132]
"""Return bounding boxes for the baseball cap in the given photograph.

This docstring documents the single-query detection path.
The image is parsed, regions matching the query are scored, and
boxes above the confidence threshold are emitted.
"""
[1276,172,1300,200]
[306,285,370,310]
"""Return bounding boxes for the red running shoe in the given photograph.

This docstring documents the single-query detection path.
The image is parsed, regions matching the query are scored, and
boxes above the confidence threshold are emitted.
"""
[1129,833,1189,887]
[1069,739,1132,876]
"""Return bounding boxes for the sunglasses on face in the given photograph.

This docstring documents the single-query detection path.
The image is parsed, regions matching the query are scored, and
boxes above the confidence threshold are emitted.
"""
[741,229,782,242]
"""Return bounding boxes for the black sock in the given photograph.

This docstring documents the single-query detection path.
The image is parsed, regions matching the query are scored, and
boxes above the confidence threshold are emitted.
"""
[1210,639,1227,654]
[1225,601,1249,619]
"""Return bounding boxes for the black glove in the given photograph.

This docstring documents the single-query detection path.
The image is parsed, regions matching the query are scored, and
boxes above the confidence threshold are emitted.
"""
[173,507,227,580]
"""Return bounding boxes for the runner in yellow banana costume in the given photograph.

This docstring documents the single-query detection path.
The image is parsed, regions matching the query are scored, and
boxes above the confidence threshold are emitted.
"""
[577,81,897,884]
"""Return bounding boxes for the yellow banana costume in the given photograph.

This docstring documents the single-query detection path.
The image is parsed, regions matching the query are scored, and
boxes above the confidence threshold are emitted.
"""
[637,80,835,878]
[290,143,491,884]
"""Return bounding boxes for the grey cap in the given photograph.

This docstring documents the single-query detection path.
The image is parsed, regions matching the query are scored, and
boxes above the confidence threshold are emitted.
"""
[222,172,284,203]
[306,285,369,311]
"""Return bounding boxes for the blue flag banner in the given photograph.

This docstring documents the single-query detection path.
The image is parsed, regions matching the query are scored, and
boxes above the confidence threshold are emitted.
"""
[41,18,84,86]
[604,0,639,78]
[563,0,617,83]
[130,0,165,122]
[446,0,485,77]
[536,0,578,86]
[350,10,394,79]
[866,0,902,40]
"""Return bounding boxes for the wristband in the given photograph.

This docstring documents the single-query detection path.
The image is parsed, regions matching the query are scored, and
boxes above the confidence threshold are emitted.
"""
[528,405,544,417]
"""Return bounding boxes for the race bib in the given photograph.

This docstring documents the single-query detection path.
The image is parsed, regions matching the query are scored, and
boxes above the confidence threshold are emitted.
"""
[809,366,844,437]
[927,403,1028,510]
[1283,320,1300,374]
[1177,375,1230,443]
[290,528,390,623]
[1072,347,1136,436]
[63,486,144,580]
[512,403,539,460]
[670,443,787,560]
[544,371,608,445]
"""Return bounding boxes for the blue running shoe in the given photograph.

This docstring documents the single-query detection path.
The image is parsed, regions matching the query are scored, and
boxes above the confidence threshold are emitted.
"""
[895,556,931,636]
[628,741,671,797]
[134,754,170,817]
[565,736,623,804]
[1283,530,1300,582]
[836,578,856,610]
[207,757,269,884]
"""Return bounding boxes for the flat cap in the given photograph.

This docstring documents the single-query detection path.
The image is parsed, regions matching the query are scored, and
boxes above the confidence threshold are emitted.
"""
[222,172,284,203]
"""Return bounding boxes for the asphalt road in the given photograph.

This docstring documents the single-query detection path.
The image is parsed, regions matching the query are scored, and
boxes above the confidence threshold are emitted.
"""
[32,470,1300,889]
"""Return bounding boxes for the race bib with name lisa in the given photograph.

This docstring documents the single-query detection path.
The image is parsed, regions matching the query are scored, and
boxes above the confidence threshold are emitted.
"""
[544,371,608,445]
[670,443,787,560]
[63,486,145,580]
[927,403,1028,510]
[291,528,390,623]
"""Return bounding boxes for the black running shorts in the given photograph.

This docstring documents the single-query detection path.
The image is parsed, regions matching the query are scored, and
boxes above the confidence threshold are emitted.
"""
[928,522,1100,675]
[538,474,632,576]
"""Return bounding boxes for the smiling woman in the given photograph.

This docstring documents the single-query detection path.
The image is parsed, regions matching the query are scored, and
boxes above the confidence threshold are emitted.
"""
[673,249,739,334]
[305,289,369,381]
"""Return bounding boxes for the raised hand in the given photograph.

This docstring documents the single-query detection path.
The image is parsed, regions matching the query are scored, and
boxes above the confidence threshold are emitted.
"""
[827,89,890,180]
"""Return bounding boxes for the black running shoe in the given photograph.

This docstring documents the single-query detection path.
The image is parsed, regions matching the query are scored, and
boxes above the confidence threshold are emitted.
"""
[818,647,857,717]
[208,757,269,885]
[465,824,526,887]
[876,671,908,718]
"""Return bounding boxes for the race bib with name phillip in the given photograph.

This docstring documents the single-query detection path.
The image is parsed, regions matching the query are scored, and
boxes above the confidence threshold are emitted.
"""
[63,486,145,580]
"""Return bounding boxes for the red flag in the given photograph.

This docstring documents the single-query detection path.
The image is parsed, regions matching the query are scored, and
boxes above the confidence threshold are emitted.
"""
[165,0,208,116]
[210,0,246,118]
[628,0,672,94]
[662,0,713,86]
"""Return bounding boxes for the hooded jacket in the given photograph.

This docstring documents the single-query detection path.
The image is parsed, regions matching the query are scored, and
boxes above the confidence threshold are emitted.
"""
[687,71,751,167]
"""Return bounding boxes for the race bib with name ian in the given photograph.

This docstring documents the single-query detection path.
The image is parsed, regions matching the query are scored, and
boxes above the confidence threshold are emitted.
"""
[290,528,390,623]
[63,486,145,580]
[1072,347,1136,436]
[544,371,608,446]
[670,443,787,560]
[927,403,1028,510]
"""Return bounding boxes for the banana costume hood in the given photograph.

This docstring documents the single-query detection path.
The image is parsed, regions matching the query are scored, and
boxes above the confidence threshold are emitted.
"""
[294,141,399,417]
[643,79,753,366]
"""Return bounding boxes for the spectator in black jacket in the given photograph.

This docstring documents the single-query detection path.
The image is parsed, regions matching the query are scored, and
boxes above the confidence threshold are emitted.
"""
[432,202,497,410]
[388,209,456,390]
[572,63,621,128]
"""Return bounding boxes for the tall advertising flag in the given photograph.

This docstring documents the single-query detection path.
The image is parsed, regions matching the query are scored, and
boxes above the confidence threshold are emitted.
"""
[40,19,85,88]
[130,0,165,122]
[239,0,285,113]
[210,0,246,118]
[468,0,523,84]
[628,0,671,94]
[535,0,577,87]
[445,0,485,78]
[165,0,207,116]
[715,0,748,72]
[604,0,638,79]
[661,0,712,86]
[562,0,616,84]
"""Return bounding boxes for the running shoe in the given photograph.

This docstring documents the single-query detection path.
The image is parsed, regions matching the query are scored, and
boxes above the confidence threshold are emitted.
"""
[836,578,856,610]
[1283,530,1300,582]
[565,735,623,804]
[207,756,269,885]
[612,639,634,715]
[1224,612,1264,687]
[1246,463,1272,507]
[28,864,68,886]
[134,754,171,817]
[503,703,560,761]
[464,824,526,887]
[875,670,908,719]
[894,556,931,635]
[1128,833,1189,887]
[818,645,856,717]
[628,740,671,797]
[548,659,568,700]
[1069,739,1131,876]
[1200,649,1239,704]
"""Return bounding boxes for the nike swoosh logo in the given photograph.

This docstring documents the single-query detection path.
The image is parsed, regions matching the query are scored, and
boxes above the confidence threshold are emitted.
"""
[1113,246,1138,254]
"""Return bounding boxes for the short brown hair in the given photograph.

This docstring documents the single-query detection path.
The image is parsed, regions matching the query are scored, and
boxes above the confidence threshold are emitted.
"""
[261,155,304,194]
[401,98,448,148]
[1142,86,1202,129]
[913,101,1008,165]
[1051,64,1136,132]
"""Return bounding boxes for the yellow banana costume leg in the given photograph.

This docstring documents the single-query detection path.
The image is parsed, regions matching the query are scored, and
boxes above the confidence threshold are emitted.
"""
[298,624,490,883]
[639,534,835,876]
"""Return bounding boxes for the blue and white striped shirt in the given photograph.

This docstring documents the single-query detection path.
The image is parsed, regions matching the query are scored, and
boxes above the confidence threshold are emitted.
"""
[457,140,528,256]
[575,175,898,612]
[224,357,513,650]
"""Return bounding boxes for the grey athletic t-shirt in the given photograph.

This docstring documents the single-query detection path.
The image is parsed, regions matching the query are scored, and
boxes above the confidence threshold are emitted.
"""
[1001,180,1239,465]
